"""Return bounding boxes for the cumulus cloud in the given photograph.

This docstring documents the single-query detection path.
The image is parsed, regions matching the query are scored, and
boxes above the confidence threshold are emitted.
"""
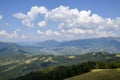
[0,30,7,36]
[66,28,94,35]
[0,15,3,20]
[14,5,120,40]
[46,30,61,36]
[13,6,48,27]
[7,29,21,38]
[37,30,44,35]
[0,29,27,39]
[20,35,27,39]
[46,5,120,38]
[46,6,119,30]
[37,30,61,36]
[13,13,26,19]
[96,30,115,37]
[38,21,46,27]
[37,30,61,40]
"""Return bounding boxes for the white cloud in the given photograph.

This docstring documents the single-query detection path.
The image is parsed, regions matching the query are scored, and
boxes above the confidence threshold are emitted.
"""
[37,30,61,41]
[45,30,61,36]
[66,28,94,35]
[0,30,7,36]
[13,6,47,27]
[13,5,120,40]
[45,5,120,38]
[37,30,44,35]
[13,13,26,19]
[7,29,21,38]
[37,30,61,36]
[38,21,46,27]
[0,29,27,39]
[46,6,110,31]
[21,35,27,39]
[96,30,115,37]
[0,15,3,20]
[46,6,73,21]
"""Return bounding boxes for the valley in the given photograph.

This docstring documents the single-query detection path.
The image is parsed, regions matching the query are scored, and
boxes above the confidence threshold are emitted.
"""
[0,37,120,80]
[0,52,120,80]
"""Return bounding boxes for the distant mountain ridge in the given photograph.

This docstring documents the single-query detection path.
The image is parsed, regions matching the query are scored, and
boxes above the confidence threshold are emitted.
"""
[60,37,120,46]
[1,37,120,55]
[37,37,120,54]
[0,41,30,56]
[60,37,120,54]
[60,37,120,48]
[37,40,61,48]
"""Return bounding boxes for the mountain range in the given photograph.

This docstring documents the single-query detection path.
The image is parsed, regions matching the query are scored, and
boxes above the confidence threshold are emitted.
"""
[0,37,120,55]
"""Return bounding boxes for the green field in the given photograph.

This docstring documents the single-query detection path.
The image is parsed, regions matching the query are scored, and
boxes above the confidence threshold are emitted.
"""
[65,69,120,80]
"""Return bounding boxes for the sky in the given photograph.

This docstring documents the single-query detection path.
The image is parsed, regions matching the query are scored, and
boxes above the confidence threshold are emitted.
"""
[0,0,120,42]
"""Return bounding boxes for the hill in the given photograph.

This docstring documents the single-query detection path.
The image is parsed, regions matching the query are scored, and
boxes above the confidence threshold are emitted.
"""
[59,37,120,54]
[65,69,120,80]
[0,41,30,56]
[14,62,120,80]
[37,40,61,48]
[0,52,120,80]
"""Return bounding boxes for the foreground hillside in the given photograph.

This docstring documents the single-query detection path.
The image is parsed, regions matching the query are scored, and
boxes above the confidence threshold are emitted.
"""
[15,62,120,80]
[0,52,120,80]
[65,69,120,80]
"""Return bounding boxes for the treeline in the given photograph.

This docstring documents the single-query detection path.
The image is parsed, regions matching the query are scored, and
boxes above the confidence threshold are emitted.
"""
[15,61,120,80]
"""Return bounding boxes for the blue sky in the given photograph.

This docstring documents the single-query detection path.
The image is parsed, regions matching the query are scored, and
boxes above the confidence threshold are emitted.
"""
[0,0,120,42]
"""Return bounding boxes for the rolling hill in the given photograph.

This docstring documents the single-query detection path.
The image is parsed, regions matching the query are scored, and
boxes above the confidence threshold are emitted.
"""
[0,52,120,80]
[0,41,30,56]
[65,69,120,80]
[14,62,120,80]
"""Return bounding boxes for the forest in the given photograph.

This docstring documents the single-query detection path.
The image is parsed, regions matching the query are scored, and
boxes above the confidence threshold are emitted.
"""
[15,61,120,80]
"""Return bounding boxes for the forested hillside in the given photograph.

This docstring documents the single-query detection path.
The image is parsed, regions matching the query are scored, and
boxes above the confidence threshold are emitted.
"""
[0,52,120,80]
[15,62,120,80]
[65,68,120,80]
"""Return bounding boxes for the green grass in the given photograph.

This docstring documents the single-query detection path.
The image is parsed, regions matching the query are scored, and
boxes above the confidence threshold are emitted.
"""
[65,69,120,80]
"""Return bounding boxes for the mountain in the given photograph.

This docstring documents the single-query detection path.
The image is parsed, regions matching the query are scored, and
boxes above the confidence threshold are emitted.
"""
[17,41,39,46]
[35,37,120,55]
[1,37,120,55]
[38,37,120,54]
[58,37,120,54]
[60,37,120,47]
[0,41,30,56]
[17,40,61,47]
[15,37,120,55]
[37,40,61,48]
[111,37,120,43]
[0,41,20,48]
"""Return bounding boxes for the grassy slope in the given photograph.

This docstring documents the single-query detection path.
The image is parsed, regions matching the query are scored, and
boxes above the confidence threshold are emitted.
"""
[65,69,120,80]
